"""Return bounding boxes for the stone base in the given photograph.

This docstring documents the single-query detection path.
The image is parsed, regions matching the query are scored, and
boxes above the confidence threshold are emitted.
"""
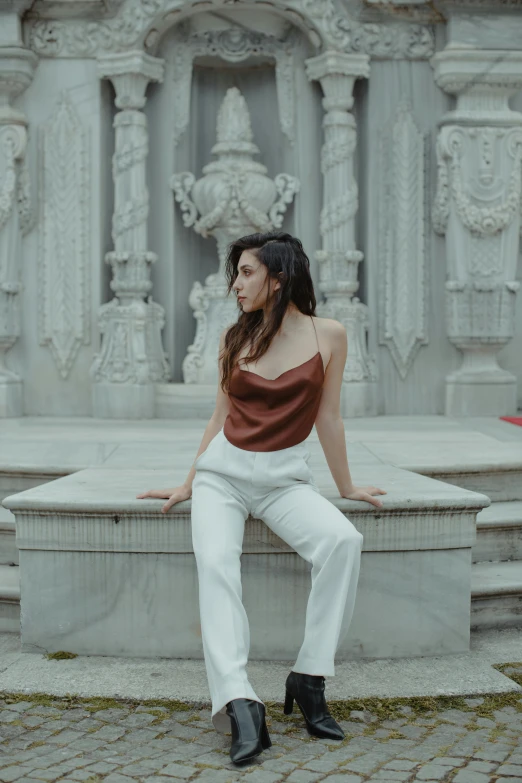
[156,381,381,420]
[341,380,379,418]
[445,375,517,417]
[155,383,216,419]
[92,382,155,419]
[16,546,472,659]
[0,378,23,418]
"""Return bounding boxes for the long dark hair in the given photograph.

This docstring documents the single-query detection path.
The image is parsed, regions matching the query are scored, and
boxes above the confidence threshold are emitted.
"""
[220,230,317,393]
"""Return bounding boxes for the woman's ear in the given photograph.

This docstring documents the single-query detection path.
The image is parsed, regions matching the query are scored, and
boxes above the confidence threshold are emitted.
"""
[274,271,284,292]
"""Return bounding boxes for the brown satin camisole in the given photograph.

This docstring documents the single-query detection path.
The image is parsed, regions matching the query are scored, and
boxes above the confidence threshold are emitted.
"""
[223,316,325,452]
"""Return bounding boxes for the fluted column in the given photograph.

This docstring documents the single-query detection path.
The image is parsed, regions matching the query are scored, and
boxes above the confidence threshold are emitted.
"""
[305,51,378,418]
[91,51,170,419]
[431,48,522,416]
[0,3,37,417]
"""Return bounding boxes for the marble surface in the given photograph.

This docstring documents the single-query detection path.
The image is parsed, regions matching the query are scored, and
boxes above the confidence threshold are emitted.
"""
[447,13,522,50]
[17,545,473,660]
[2,463,489,517]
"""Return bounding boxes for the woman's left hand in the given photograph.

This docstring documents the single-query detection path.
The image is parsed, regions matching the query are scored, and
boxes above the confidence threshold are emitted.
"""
[340,485,386,508]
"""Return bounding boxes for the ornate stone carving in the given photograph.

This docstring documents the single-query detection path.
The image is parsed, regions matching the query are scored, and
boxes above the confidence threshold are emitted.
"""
[170,27,297,146]
[16,157,35,237]
[91,51,170,418]
[171,86,299,384]
[0,42,37,417]
[38,92,91,380]
[27,0,435,61]
[431,47,522,415]
[378,101,428,380]
[434,127,522,239]
[0,124,26,381]
[306,50,378,417]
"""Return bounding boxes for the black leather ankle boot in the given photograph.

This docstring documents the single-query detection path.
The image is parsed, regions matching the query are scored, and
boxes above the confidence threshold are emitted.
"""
[225,698,272,764]
[284,671,345,740]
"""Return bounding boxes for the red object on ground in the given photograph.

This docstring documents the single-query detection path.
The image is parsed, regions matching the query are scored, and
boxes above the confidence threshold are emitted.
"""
[499,417,522,427]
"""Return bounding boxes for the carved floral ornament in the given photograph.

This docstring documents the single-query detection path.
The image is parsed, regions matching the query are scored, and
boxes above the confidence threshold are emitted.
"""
[26,0,435,60]
[432,126,522,239]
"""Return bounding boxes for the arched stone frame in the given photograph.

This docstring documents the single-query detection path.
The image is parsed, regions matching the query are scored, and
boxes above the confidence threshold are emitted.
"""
[158,13,321,383]
[167,25,299,148]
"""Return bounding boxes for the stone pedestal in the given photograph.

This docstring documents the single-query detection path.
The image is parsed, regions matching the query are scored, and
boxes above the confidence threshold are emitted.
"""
[431,48,522,416]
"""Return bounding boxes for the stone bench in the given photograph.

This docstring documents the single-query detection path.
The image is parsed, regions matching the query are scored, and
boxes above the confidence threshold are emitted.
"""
[2,464,489,660]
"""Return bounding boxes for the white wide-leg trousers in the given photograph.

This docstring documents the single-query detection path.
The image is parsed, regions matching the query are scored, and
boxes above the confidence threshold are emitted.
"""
[190,427,363,733]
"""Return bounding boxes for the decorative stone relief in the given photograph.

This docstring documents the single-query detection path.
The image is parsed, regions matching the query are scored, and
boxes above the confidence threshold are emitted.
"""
[306,50,378,417]
[90,51,171,418]
[16,157,36,237]
[0,41,37,417]
[171,27,297,146]
[431,47,522,416]
[378,100,428,380]
[26,0,435,61]
[171,86,299,384]
[39,92,91,379]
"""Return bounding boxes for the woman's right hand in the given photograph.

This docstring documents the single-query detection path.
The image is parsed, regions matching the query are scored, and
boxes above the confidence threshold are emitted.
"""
[136,484,192,513]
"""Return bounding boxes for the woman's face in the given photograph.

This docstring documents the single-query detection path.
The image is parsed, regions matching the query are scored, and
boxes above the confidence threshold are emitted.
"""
[232,249,281,313]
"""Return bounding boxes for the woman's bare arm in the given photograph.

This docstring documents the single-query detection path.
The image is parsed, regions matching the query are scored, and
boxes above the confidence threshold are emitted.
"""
[314,320,386,508]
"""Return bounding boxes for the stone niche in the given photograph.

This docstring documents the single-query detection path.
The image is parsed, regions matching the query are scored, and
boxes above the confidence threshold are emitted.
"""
[146,12,323,387]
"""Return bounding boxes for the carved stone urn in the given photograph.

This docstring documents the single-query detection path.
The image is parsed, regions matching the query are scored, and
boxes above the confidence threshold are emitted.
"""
[171,86,299,385]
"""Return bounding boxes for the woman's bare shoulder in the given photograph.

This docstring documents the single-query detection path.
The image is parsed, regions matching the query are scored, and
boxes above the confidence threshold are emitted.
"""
[312,316,345,342]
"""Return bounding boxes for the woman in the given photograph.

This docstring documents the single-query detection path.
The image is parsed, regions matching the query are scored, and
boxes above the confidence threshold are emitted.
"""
[137,231,386,765]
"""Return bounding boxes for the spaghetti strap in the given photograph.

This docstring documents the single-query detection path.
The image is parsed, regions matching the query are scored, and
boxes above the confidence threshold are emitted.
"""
[310,315,320,354]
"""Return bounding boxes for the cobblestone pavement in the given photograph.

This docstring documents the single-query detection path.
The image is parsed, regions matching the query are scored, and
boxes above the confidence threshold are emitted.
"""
[0,664,521,783]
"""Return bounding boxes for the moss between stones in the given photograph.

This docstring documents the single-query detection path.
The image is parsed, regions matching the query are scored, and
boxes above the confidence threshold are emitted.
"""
[45,651,78,660]
[1,661,521,726]
[267,691,522,725]
[0,692,193,715]
[497,662,522,688]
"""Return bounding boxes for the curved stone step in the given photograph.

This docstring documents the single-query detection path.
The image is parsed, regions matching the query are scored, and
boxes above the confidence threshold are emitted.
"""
[0,564,20,632]
[3,464,490,659]
[471,561,522,631]
[474,501,522,563]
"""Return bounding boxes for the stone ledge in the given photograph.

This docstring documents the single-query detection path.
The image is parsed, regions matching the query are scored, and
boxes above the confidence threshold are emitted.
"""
[2,465,489,553]
[0,628,520,703]
[2,464,490,515]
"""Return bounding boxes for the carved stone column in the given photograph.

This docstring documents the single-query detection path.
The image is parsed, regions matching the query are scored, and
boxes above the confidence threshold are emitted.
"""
[91,51,170,418]
[431,49,522,416]
[0,3,37,417]
[305,51,378,418]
